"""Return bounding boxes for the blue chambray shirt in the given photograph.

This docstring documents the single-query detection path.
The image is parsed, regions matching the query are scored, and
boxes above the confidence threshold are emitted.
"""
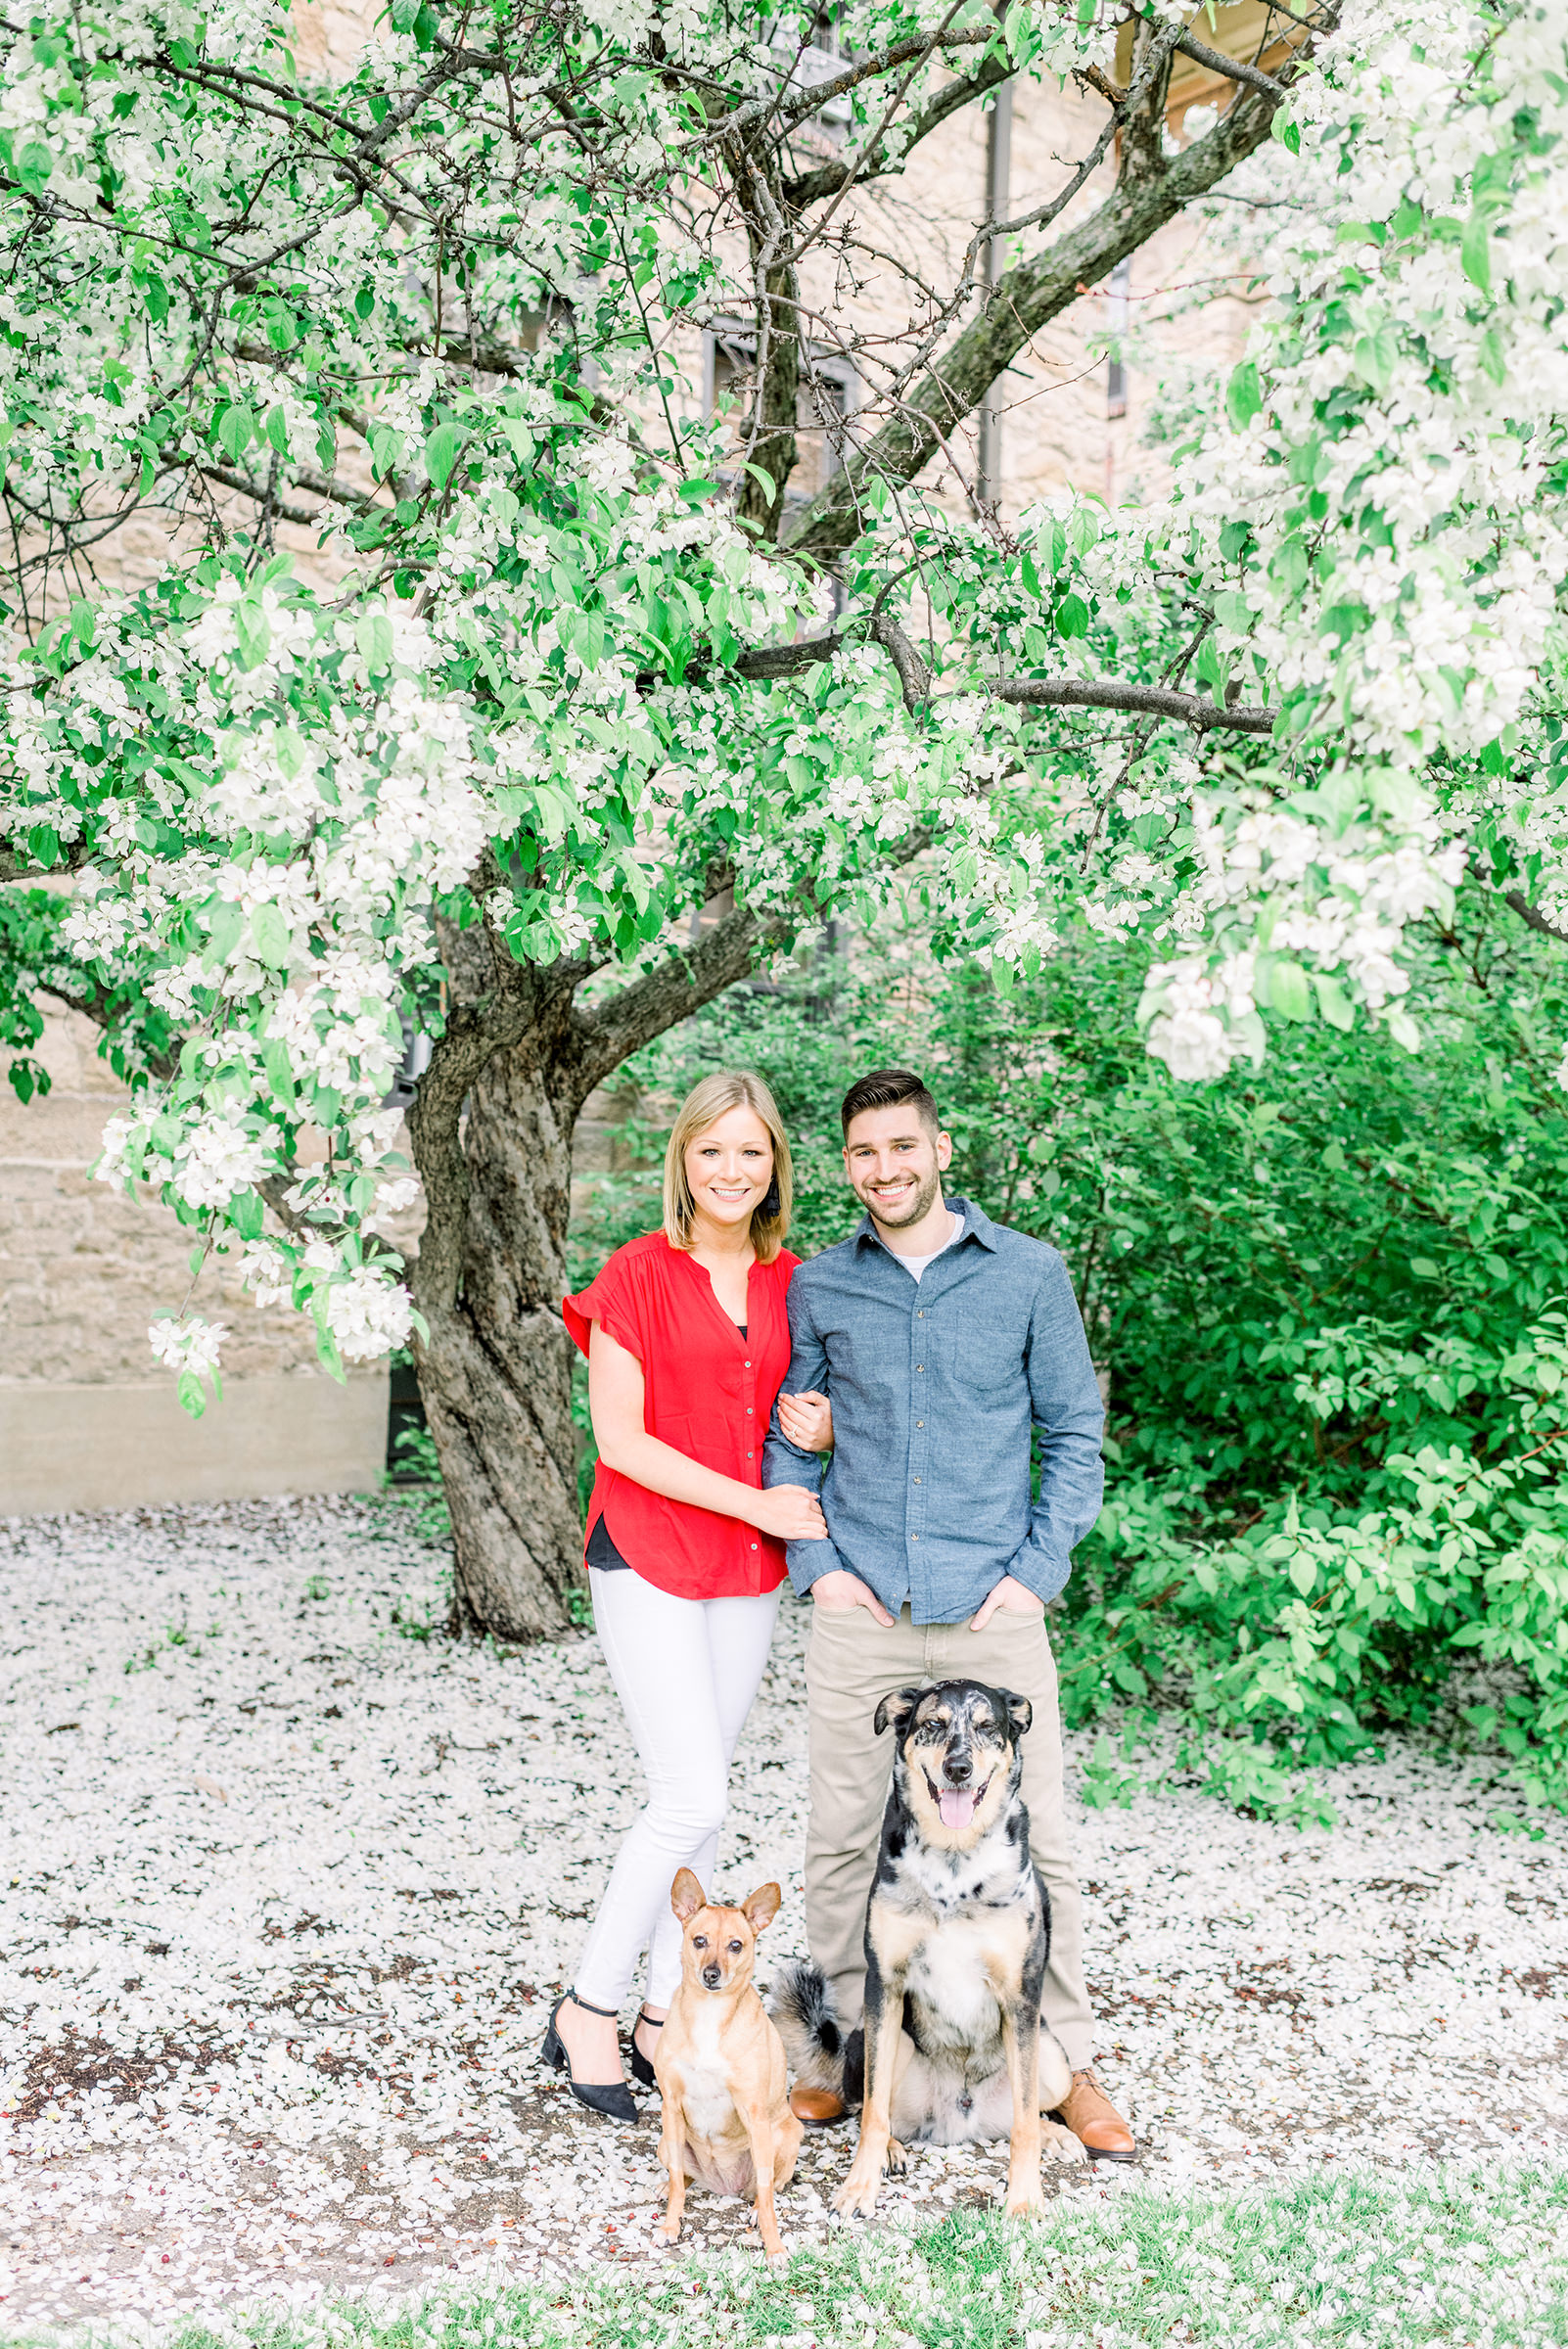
[761,1195,1105,1625]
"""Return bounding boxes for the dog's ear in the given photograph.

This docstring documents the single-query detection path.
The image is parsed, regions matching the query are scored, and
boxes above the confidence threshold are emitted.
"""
[670,1867,707,1922]
[741,1882,782,1935]
[873,1685,921,1738]
[1000,1688,1033,1741]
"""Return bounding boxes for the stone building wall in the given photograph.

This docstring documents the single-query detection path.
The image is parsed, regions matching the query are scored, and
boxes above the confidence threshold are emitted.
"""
[0,1010,392,1513]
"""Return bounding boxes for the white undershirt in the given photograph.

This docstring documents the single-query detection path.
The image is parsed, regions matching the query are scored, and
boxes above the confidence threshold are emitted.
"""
[886,1209,964,1283]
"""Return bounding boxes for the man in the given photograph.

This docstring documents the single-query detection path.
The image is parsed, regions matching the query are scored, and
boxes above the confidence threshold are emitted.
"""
[761,1067,1134,2159]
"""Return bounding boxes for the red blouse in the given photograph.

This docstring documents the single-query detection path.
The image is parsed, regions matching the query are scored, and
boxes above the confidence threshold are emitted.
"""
[563,1232,800,1600]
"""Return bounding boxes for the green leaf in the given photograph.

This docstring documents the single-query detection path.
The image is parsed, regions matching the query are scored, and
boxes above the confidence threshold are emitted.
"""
[15,140,53,194]
[142,274,170,324]
[1461,210,1491,296]
[1225,360,1263,432]
[1287,1553,1316,1597]
[202,898,246,971]
[1314,971,1355,1031]
[1193,636,1226,698]
[230,1188,265,1241]
[1478,327,1506,386]
[1270,960,1313,1022]
[177,1370,207,1419]
[356,609,394,671]
[217,404,255,463]
[250,902,292,969]
[265,403,291,455]
[1270,535,1310,598]
[424,421,463,489]
[262,1037,297,1105]
[233,592,270,670]
[1352,324,1399,394]
[1055,592,1090,640]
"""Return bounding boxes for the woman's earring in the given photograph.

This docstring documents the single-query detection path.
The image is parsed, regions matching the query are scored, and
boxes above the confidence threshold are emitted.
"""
[759,1177,781,1219]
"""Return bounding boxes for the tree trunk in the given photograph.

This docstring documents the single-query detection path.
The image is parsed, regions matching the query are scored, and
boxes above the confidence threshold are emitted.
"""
[416,1028,583,1642]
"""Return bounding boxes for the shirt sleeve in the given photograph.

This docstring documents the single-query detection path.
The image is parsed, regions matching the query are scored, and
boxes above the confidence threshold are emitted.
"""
[761,1272,844,1595]
[1007,1250,1106,1603]
[562,1249,645,1362]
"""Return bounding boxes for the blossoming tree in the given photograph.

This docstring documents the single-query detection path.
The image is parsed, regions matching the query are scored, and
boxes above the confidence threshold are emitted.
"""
[2,0,1564,1636]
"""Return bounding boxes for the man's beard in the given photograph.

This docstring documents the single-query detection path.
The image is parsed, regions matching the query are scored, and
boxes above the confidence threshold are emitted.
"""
[856,1162,944,1230]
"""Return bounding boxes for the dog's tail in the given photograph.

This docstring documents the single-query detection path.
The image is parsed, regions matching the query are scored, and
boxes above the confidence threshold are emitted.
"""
[769,1960,847,2096]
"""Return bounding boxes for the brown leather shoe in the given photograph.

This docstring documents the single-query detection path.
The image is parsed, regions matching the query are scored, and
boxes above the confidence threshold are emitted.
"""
[790,2084,848,2127]
[1053,2069,1136,2161]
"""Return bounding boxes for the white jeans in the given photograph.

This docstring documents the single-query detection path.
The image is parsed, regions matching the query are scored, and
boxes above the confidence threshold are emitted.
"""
[574,1567,781,2011]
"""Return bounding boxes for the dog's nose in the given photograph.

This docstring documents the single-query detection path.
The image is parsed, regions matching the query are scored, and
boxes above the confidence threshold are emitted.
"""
[945,1753,973,1784]
[702,1965,721,1990]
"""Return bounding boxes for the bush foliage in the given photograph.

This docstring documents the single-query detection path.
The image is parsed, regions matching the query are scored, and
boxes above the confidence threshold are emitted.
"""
[569,897,1568,1824]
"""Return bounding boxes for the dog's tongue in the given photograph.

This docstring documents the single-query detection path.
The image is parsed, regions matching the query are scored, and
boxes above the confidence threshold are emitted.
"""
[939,1788,978,1829]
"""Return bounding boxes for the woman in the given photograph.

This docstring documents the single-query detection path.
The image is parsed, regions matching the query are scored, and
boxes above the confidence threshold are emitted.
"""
[544,1069,830,2118]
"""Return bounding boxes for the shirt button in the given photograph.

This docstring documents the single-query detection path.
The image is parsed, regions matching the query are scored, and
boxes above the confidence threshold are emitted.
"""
[916,1419,924,1428]
[917,1310,925,1317]
[750,1543,758,1550]
[747,1450,754,1458]
[914,1476,921,1483]
[912,1535,920,1543]
[915,1365,923,1373]
[744,1360,752,1367]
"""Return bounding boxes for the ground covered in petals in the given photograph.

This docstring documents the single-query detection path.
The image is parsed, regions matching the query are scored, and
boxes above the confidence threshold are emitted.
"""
[2,1497,1565,2339]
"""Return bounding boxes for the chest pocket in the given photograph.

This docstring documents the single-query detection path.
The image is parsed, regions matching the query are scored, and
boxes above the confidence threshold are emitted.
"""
[946,1323,1026,1396]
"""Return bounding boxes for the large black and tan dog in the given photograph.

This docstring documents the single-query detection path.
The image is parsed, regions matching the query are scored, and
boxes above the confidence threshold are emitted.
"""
[774,1678,1078,2218]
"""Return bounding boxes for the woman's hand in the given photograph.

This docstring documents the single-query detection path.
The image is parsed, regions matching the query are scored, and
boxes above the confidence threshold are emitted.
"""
[750,1484,830,1543]
[777,1388,834,1452]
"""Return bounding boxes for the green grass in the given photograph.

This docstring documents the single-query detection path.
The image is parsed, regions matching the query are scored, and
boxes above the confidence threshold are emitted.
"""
[61,2163,1568,2349]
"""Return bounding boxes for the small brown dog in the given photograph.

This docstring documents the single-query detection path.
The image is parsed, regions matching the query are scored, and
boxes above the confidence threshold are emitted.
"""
[653,1868,805,2258]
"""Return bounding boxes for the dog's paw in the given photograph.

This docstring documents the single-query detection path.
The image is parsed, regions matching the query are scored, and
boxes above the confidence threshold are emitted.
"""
[1003,2183,1046,2221]
[883,2139,908,2180]
[655,2215,682,2245]
[832,2165,883,2218]
[1040,2119,1087,2164]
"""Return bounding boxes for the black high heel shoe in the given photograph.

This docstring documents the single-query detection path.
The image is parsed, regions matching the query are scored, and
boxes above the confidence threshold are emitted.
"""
[540,1992,638,2122]
[628,2007,664,2090]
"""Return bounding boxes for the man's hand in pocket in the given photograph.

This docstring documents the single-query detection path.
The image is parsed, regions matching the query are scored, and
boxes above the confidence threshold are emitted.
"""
[968,1574,1045,1633]
[810,1570,895,1627]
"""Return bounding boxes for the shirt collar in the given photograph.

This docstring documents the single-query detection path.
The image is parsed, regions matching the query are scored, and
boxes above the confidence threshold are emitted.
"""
[852,1193,998,1255]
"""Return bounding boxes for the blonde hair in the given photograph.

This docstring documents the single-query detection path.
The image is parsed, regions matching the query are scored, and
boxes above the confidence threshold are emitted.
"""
[663,1070,793,1263]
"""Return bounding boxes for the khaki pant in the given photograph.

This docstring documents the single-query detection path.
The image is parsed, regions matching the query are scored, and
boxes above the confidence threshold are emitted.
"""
[804,1602,1096,2072]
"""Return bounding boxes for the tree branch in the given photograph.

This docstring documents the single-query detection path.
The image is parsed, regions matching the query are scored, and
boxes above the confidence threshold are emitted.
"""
[995,677,1275,732]
[569,898,789,1099]
[780,42,1319,565]
[1174,31,1288,101]
[1503,889,1568,945]
[781,53,1013,209]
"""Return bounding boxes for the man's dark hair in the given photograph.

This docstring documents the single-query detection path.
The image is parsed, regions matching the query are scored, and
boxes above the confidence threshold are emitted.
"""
[841,1068,942,1139]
